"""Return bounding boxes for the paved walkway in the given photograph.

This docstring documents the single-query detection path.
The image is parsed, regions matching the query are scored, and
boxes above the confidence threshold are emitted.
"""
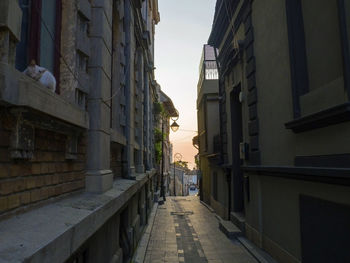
[144,196,257,263]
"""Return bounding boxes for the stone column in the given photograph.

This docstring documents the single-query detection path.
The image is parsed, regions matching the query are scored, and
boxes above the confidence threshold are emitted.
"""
[86,0,113,193]
[123,0,136,179]
[135,49,144,173]
[0,0,22,65]
[143,67,151,170]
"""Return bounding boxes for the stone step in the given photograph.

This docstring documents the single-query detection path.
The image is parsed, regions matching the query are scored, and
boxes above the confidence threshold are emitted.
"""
[230,211,246,234]
[217,215,277,263]
[218,216,243,239]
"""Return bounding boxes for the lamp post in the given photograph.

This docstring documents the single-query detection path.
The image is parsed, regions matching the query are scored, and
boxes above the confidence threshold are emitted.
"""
[173,153,182,196]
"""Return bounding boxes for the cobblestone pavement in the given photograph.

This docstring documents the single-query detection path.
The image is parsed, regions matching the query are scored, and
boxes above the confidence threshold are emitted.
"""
[144,196,257,263]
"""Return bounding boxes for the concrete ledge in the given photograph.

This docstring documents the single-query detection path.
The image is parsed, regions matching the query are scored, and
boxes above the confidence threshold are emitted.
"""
[0,171,155,263]
[110,128,127,145]
[0,63,89,129]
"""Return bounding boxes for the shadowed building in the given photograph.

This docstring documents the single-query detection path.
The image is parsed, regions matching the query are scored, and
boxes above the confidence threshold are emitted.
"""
[209,0,350,262]
[0,0,170,262]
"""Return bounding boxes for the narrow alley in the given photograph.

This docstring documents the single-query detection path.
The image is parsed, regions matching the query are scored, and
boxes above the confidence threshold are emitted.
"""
[141,197,257,263]
[1,0,349,262]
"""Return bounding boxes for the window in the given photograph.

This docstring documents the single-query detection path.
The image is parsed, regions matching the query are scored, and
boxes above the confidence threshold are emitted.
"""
[15,0,62,92]
[78,14,89,36]
[286,0,350,120]
[16,0,30,72]
[76,51,88,73]
[40,0,58,74]
[302,0,344,91]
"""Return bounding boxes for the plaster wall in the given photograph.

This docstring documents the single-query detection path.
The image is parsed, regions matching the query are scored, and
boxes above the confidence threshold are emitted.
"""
[246,174,350,262]
[251,0,295,165]
[200,157,211,204]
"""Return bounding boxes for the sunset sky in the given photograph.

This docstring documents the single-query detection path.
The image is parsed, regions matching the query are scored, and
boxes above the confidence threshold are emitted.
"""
[155,0,216,168]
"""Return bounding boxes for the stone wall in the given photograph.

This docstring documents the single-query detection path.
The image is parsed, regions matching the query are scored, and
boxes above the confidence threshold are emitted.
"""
[0,115,86,216]
[111,142,123,178]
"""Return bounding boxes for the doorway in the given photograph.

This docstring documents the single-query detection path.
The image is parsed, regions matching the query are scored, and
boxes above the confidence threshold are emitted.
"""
[230,85,244,213]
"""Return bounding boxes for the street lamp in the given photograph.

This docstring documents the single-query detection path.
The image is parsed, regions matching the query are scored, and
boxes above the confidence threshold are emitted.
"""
[173,153,182,196]
[170,121,179,132]
[170,114,179,132]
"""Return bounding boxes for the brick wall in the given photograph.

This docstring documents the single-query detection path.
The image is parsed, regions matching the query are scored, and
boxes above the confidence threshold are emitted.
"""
[0,121,86,216]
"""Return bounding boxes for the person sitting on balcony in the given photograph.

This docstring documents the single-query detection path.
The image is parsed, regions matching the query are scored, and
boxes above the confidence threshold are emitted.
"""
[23,59,56,93]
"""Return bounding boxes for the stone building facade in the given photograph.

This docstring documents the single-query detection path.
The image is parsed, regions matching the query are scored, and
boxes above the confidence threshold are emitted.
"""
[208,0,350,262]
[169,164,187,196]
[0,0,166,262]
[157,88,178,198]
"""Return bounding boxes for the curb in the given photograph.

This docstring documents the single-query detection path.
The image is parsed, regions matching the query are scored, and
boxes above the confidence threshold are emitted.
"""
[200,200,215,213]
[132,202,158,263]
[215,213,277,263]
[236,236,278,263]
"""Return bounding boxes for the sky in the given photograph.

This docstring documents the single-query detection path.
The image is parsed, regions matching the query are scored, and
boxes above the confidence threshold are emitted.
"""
[155,0,216,169]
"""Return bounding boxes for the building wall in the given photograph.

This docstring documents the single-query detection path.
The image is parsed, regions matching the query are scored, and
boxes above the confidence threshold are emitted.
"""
[199,157,211,204]
[196,44,225,215]
[0,120,85,215]
[209,0,350,262]
[0,0,163,261]
[252,0,295,166]
[210,167,228,219]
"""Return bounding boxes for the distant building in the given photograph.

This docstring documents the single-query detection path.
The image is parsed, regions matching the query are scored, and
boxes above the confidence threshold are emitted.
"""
[208,0,350,262]
[169,164,187,196]
[183,169,199,195]
[157,88,178,198]
[195,44,227,218]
